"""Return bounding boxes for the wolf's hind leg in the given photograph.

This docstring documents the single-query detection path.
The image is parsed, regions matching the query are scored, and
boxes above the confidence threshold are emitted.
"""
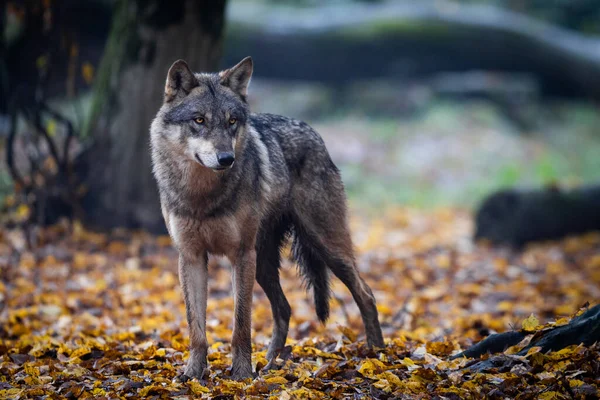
[256,222,292,362]
[292,185,384,348]
[328,256,385,348]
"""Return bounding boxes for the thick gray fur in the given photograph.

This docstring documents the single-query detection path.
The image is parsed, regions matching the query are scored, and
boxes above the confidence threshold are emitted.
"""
[150,57,384,381]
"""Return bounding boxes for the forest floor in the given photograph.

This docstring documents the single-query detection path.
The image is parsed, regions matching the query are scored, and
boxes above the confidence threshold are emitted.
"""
[1,209,599,399]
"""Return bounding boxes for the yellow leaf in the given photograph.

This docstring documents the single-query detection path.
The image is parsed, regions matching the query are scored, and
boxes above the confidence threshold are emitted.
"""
[62,366,89,377]
[569,379,585,388]
[58,343,72,356]
[15,204,31,222]
[405,376,425,393]
[95,279,107,291]
[377,304,393,316]
[401,357,415,367]
[338,325,357,342]
[525,346,542,356]
[138,384,162,397]
[43,157,57,172]
[373,379,392,393]
[82,62,95,84]
[264,376,288,385]
[400,357,419,371]
[538,391,562,400]
[380,371,402,387]
[4,194,16,207]
[188,381,209,395]
[0,389,23,398]
[46,119,57,136]
[210,341,224,350]
[497,301,513,312]
[36,55,48,71]
[426,341,455,356]
[29,340,53,357]
[23,363,39,377]
[157,235,172,246]
[552,318,570,327]
[70,345,92,359]
[555,304,575,316]
[521,314,540,332]
[358,358,387,377]
[114,331,135,341]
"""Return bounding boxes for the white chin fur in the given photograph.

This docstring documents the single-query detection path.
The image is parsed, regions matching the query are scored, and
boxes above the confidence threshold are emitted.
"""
[193,153,220,169]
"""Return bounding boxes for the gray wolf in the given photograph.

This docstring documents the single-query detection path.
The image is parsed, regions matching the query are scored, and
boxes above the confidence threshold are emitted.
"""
[150,57,384,380]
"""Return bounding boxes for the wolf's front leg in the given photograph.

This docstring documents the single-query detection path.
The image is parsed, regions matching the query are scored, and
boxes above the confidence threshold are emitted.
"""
[230,249,256,380]
[179,254,209,380]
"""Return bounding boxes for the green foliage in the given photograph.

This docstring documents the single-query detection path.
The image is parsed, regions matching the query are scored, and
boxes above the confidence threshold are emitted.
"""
[535,155,560,183]
[337,20,451,40]
[0,171,13,200]
[497,164,521,187]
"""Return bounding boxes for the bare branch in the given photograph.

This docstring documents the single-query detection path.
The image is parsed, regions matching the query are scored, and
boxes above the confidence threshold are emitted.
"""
[30,107,62,169]
[5,111,26,191]
[40,103,77,171]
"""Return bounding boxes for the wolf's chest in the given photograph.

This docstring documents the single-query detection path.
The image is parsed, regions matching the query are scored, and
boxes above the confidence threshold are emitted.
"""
[166,212,245,260]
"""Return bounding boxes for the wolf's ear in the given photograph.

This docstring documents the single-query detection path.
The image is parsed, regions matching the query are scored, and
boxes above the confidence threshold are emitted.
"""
[219,57,253,99]
[165,60,198,102]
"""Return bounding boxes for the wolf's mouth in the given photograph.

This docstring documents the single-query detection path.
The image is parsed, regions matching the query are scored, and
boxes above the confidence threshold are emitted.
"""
[194,153,231,171]
[194,153,205,166]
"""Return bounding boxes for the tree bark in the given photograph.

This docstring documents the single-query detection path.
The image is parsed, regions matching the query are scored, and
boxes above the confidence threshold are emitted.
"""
[81,0,226,231]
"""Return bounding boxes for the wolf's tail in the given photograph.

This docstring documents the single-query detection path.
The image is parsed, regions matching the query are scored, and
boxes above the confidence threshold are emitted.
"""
[291,223,331,323]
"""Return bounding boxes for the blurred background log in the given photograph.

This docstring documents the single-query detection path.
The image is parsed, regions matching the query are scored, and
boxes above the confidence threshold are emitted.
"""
[224,1,600,100]
[474,185,600,247]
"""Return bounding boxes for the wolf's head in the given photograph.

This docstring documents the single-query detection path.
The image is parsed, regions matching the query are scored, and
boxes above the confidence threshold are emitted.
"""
[151,57,253,171]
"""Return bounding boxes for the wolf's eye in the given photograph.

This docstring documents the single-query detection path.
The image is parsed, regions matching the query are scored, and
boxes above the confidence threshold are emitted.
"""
[194,117,204,125]
[229,118,237,125]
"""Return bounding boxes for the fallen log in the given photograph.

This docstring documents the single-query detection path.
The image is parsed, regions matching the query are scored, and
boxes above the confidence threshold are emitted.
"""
[474,185,600,247]
[225,1,600,100]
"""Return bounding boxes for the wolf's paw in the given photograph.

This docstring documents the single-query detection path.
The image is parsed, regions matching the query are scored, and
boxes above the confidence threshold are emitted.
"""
[261,356,283,373]
[367,330,385,349]
[367,339,385,349]
[182,362,207,381]
[229,364,254,381]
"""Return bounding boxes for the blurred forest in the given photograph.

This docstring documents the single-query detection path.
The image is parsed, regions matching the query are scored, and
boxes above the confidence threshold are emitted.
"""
[2,0,600,232]
[2,1,600,398]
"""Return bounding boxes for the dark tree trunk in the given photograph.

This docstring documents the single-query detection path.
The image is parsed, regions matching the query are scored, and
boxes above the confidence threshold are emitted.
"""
[80,0,226,232]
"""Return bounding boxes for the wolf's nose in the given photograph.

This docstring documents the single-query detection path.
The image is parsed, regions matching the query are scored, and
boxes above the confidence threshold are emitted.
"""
[217,152,235,167]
